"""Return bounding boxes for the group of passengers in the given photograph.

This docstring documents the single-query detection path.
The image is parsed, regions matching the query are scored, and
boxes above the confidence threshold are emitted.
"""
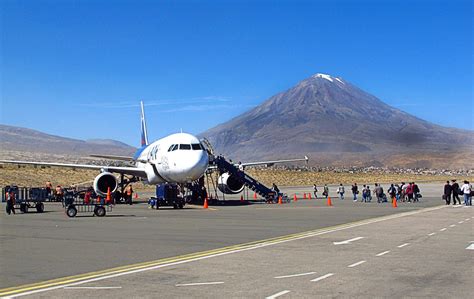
[311,182,422,203]
[444,180,472,206]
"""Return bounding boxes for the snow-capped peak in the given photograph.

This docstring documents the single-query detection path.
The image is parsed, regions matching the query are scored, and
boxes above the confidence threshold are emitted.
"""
[311,73,345,84]
[312,73,333,82]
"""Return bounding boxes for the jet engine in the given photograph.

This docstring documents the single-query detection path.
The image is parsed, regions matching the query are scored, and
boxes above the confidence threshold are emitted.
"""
[217,172,245,194]
[93,172,118,197]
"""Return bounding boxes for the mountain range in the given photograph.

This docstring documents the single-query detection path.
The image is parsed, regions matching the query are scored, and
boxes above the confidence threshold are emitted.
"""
[1,73,472,169]
[0,124,136,157]
[202,73,473,169]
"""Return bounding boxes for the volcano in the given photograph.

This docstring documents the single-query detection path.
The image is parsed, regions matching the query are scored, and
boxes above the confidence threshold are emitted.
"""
[202,73,473,169]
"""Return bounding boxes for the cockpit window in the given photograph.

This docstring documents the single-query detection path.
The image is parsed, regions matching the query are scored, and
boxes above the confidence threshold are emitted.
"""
[191,144,202,150]
[179,144,191,150]
[168,144,175,152]
[172,144,179,151]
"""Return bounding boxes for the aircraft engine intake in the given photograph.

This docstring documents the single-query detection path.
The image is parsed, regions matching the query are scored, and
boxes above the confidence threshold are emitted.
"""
[93,172,118,197]
[217,172,245,194]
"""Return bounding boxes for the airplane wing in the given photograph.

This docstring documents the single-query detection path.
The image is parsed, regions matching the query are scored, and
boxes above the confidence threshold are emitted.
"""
[0,160,147,178]
[240,156,309,167]
[208,156,309,170]
[89,154,134,161]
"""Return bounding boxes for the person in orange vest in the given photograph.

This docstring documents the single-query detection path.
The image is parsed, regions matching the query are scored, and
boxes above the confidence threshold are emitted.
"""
[6,188,16,215]
[125,185,133,205]
[45,181,53,198]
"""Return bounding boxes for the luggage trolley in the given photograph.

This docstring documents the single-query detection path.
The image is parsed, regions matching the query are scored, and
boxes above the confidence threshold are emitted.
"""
[63,189,113,217]
[3,186,47,213]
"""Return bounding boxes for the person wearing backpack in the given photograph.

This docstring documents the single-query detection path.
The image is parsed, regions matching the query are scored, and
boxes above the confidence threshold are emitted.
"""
[337,184,345,200]
[451,180,460,205]
[351,183,358,201]
[388,184,397,201]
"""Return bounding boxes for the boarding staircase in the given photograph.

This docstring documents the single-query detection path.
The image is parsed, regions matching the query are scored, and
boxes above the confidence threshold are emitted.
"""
[214,156,278,201]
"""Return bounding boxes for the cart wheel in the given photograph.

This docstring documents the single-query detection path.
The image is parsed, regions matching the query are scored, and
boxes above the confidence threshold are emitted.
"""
[173,204,178,209]
[36,202,44,213]
[94,206,106,217]
[66,205,77,217]
[20,203,28,213]
[178,203,184,209]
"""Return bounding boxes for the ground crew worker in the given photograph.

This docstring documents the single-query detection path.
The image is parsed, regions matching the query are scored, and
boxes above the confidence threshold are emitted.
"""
[55,185,64,201]
[45,181,53,198]
[6,188,16,215]
[126,185,133,205]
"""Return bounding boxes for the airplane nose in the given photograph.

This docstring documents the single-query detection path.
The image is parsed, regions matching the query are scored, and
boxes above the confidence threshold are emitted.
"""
[182,151,209,180]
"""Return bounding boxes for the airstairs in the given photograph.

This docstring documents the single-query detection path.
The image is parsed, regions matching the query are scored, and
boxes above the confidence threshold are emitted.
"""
[213,156,279,201]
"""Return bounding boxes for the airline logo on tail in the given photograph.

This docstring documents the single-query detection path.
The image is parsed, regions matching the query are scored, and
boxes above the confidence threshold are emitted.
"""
[140,101,149,147]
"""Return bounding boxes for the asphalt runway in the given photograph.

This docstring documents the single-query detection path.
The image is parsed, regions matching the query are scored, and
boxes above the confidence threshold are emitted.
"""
[0,182,470,297]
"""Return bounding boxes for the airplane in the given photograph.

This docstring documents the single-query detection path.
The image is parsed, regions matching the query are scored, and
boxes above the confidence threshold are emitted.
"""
[0,101,308,199]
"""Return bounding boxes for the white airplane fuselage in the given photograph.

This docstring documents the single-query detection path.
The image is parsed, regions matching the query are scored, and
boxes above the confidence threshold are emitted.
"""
[134,133,209,185]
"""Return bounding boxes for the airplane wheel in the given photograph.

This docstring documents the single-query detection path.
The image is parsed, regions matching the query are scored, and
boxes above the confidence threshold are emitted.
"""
[36,202,44,213]
[94,206,106,217]
[66,206,77,217]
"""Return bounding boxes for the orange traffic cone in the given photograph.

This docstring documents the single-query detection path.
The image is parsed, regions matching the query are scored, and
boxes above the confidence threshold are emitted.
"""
[278,196,282,205]
[203,197,209,209]
[303,193,307,199]
[253,192,257,199]
[106,187,111,203]
[294,194,298,202]
[392,197,397,208]
[308,193,312,200]
[327,196,333,206]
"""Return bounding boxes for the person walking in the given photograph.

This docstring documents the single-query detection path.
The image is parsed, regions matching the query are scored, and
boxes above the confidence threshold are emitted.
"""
[351,183,358,201]
[374,183,383,203]
[312,184,318,198]
[337,184,345,200]
[388,184,397,202]
[323,184,329,199]
[125,185,133,205]
[451,180,461,205]
[366,185,372,202]
[443,181,452,205]
[361,185,367,202]
[460,180,472,206]
[5,188,16,215]
[412,182,421,202]
[405,183,414,202]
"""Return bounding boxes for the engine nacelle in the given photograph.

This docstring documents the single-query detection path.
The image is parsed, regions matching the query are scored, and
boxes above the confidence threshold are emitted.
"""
[93,172,118,197]
[217,172,245,194]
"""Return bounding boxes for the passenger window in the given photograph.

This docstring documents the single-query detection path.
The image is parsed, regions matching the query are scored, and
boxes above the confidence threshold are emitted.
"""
[191,144,202,150]
[168,144,174,152]
[179,144,191,150]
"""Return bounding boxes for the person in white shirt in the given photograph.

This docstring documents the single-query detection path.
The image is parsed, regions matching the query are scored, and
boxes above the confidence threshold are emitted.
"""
[460,180,472,206]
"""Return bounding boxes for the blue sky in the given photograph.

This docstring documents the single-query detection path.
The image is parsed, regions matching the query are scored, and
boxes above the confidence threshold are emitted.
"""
[1,0,472,146]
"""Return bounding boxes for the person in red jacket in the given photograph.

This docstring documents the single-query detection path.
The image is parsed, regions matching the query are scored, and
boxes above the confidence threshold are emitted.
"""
[405,183,414,202]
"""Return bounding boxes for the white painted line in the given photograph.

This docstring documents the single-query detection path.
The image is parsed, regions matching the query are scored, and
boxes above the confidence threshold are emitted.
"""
[440,228,447,232]
[7,205,447,298]
[64,286,122,290]
[465,218,470,221]
[265,290,290,299]
[449,224,456,227]
[458,221,464,224]
[311,273,334,282]
[274,272,316,279]
[348,260,366,268]
[333,236,364,245]
[428,233,436,236]
[175,282,224,287]
[397,243,410,248]
[376,251,390,256]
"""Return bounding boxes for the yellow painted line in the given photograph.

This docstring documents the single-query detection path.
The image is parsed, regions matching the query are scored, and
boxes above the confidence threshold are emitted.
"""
[0,205,445,297]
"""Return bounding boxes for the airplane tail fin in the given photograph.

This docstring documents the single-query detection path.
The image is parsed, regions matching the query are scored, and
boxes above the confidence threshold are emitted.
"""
[140,101,149,147]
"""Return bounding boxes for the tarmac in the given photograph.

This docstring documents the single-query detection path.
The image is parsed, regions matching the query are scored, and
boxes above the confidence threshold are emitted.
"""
[0,182,472,298]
